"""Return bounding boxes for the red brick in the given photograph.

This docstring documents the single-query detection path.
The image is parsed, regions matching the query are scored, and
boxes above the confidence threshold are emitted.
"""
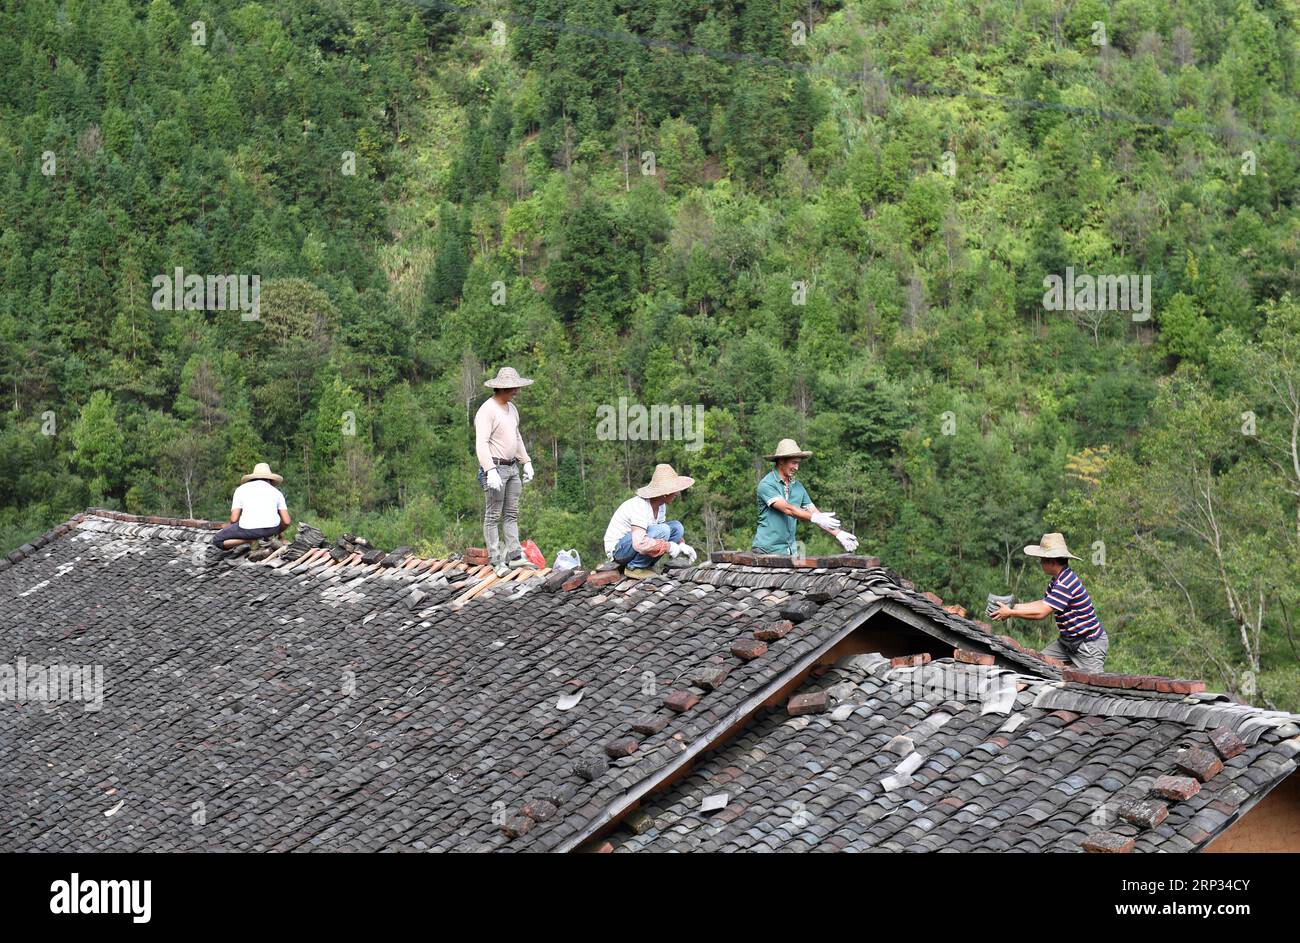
[1208,726,1245,761]
[730,553,756,566]
[943,604,968,618]
[890,653,932,668]
[561,570,589,591]
[731,638,768,661]
[972,620,993,633]
[631,713,671,735]
[787,691,829,716]
[996,635,1021,650]
[1041,655,1066,668]
[687,664,730,691]
[1151,774,1201,801]
[1119,799,1169,830]
[521,799,558,822]
[586,569,623,588]
[1061,668,1094,685]
[822,555,880,568]
[663,690,700,713]
[501,815,532,838]
[1170,679,1206,695]
[753,619,794,641]
[1176,747,1224,783]
[605,737,639,758]
[923,591,944,606]
[953,649,994,666]
[1082,831,1135,853]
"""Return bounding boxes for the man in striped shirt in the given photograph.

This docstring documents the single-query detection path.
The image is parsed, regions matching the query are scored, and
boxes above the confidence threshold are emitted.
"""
[991,532,1108,672]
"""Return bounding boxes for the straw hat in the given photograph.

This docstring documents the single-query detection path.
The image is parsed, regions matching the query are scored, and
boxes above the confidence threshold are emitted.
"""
[1024,532,1081,561]
[484,366,534,389]
[636,463,695,499]
[764,438,812,461]
[240,462,284,484]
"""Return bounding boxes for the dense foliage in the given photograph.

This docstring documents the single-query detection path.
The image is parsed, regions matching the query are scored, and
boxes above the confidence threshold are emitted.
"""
[2,0,1298,706]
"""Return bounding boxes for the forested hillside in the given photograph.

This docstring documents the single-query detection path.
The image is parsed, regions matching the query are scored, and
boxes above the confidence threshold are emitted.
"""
[2,0,1298,706]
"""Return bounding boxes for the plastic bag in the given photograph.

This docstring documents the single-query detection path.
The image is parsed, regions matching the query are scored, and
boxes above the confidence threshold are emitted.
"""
[553,548,581,571]
[522,539,547,568]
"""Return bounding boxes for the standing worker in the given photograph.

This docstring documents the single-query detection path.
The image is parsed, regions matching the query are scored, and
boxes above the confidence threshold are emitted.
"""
[475,366,536,577]
[991,532,1108,672]
[751,439,858,557]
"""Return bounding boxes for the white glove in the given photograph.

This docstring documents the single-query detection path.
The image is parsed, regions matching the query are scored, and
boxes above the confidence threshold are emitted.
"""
[667,541,696,561]
[835,530,859,552]
[522,461,535,483]
[811,511,840,530]
[484,468,503,491]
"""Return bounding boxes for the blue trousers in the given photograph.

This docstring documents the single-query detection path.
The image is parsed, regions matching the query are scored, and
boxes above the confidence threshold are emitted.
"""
[211,521,285,548]
[612,521,683,569]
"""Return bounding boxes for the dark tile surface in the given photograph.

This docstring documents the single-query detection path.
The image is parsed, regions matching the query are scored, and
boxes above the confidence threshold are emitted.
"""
[613,655,1300,853]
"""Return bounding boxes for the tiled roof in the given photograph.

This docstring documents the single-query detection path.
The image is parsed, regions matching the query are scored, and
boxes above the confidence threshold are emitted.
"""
[0,512,903,851]
[612,654,1300,852]
[2,511,1294,852]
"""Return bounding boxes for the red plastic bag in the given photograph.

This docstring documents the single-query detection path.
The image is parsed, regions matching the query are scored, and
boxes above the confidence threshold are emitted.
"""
[521,539,546,568]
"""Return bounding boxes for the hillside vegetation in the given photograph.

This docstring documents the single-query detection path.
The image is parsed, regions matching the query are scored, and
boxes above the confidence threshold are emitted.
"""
[2,0,1299,706]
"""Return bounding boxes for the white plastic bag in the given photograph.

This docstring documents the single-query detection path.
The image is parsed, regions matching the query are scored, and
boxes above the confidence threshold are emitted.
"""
[553,548,581,571]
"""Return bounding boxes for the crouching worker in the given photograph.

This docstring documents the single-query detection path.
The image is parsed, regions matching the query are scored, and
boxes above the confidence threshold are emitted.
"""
[991,532,1108,672]
[603,464,697,578]
[211,463,291,555]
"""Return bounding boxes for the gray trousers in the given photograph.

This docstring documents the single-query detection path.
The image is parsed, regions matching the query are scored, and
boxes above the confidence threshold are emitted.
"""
[1042,633,1108,673]
[481,463,522,564]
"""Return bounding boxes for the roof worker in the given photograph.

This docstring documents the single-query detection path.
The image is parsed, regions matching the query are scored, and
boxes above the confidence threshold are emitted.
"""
[211,463,291,556]
[991,532,1108,672]
[751,439,858,557]
[603,463,697,579]
[476,366,537,577]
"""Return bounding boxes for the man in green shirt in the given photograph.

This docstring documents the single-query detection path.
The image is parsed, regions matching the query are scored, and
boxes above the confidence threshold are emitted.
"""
[751,439,859,556]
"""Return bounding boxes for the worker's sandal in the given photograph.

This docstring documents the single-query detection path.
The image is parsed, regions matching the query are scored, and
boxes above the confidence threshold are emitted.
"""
[506,553,532,569]
[624,567,656,579]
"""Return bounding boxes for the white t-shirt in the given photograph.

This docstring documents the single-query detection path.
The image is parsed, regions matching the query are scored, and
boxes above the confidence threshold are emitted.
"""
[603,496,665,554]
[231,479,287,529]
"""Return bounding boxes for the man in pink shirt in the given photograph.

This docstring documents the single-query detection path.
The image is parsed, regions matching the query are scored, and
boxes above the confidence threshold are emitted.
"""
[475,366,536,576]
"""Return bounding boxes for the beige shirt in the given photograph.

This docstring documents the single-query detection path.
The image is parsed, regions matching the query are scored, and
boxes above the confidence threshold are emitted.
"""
[474,396,531,471]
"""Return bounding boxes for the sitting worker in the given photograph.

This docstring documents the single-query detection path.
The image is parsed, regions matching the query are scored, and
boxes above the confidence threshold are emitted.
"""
[991,532,1108,672]
[603,463,697,578]
[211,462,291,556]
[752,439,858,557]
